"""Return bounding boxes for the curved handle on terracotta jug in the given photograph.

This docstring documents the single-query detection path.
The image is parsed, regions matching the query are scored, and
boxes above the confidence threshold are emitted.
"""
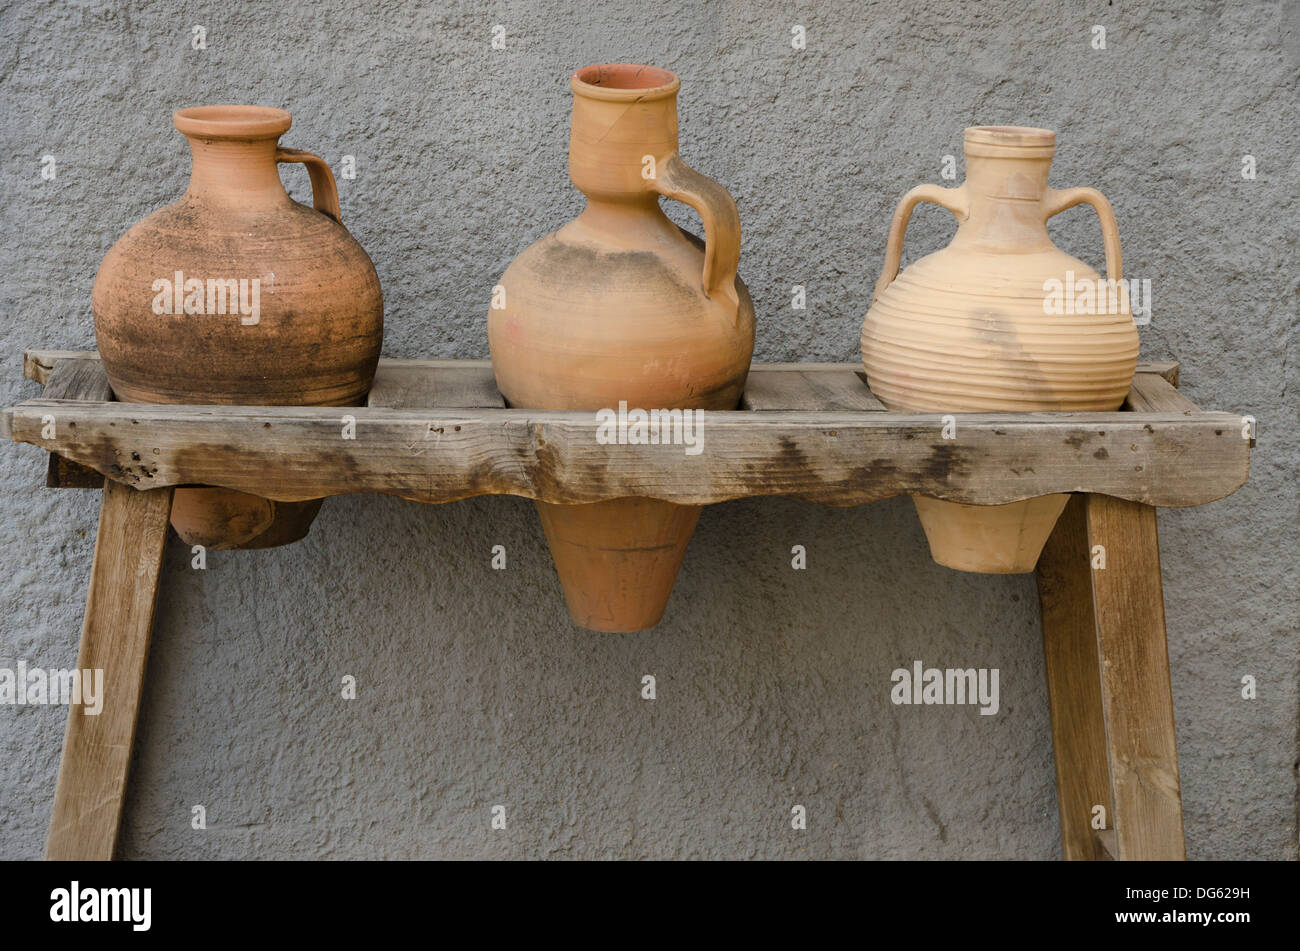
[873,184,968,302]
[650,154,742,317]
[276,148,343,224]
[1044,186,1123,281]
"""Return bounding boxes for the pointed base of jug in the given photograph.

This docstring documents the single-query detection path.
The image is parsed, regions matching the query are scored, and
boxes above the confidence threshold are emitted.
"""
[536,498,699,633]
[170,488,322,551]
[913,494,1069,574]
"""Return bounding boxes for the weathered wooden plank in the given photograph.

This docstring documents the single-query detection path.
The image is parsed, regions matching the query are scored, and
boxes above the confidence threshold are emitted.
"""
[1094,828,1118,861]
[42,358,116,489]
[46,479,174,860]
[1036,495,1114,860]
[367,363,504,409]
[1123,374,1200,414]
[3,400,1249,508]
[1085,495,1186,860]
[42,358,113,401]
[742,367,884,411]
[824,370,886,411]
[25,350,92,385]
[742,369,831,410]
[740,371,809,409]
[1137,361,1179,387]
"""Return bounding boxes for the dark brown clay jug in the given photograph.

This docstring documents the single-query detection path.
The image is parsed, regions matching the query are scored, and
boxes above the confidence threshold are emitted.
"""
[92,105,383,549]
[489,65,755,633]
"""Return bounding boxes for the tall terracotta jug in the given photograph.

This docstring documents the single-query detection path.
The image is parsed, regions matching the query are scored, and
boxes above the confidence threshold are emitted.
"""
[489,65,755,632]
[861,126,1139,573]
[93,105,384,549]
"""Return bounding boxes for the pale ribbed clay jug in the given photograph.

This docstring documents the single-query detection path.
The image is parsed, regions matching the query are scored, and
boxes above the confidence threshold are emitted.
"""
[489,65,755,632]
[93,105,383,549]
[861,126,1139,573]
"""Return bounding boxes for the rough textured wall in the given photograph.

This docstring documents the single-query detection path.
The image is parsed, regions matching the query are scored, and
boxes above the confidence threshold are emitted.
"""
[0,0,1295,859]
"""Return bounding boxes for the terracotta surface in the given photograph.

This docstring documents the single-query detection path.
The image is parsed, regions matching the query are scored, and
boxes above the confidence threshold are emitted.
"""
[913,494,1071,573]
[489,65,755,632]
[861,126,1139,573]
[92,105,383,548]
[168,489,324,550]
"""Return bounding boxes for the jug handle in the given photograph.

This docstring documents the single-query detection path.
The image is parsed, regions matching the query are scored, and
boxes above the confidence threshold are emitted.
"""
[650,154,742,317]
[873,184,968,302]
[1044,186,1123,281]
[276,148,343,224]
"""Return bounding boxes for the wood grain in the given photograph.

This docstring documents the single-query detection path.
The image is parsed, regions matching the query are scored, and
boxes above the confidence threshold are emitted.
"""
[7,353,1246,509]
[366,362,504,410]
[742,368,885,411]
[1036,494,1114,860]
[2,399,1249,508]
[46,479,174,860]
[1135,361,1179,386]
[25,350,93,386]
[1085,495,1186,860]
[41,358,115,489]
[1094,828,1118,861]
[1123,374,1200,414]
[41,357,114,401]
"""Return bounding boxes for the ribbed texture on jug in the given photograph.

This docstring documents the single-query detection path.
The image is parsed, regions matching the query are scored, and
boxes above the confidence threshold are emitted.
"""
[862,253,1139,412]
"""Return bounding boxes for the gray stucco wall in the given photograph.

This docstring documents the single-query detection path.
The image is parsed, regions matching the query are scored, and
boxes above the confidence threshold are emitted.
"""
[1,0,1295,859]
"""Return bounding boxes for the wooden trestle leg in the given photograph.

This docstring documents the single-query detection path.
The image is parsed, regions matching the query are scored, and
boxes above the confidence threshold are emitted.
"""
[1036,493,1186,860]
[45,480,174,860]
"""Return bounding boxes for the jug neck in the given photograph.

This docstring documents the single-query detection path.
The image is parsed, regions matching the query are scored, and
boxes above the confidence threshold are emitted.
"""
[953,126,1057,253]
[173,105,293,209]
[568,64,681,202]
[569,193,682,248]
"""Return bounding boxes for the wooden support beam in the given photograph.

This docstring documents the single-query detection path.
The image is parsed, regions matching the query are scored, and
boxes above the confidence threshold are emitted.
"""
[1085,495,1186,860]
[46,480,174,860]
[1036,494,1115,860]
[1036,493,1187,860]
[1094,828,1118,860]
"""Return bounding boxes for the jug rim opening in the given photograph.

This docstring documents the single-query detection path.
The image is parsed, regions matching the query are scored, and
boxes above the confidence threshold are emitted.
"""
[965,126,1056,158]
[571,64,680,102]
[174,105,292,140]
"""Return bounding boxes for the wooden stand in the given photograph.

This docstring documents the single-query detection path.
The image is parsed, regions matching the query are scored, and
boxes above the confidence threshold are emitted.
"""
[6,352,1250,861]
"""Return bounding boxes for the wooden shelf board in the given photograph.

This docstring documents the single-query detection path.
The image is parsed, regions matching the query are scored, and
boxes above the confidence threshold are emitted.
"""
[5,351,1248,508]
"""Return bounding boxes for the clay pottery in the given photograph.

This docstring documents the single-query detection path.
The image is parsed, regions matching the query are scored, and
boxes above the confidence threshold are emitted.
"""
[861,126,1139,573]
[167,490,325,551]
[93,105,383,549]
[489,64,755,632]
